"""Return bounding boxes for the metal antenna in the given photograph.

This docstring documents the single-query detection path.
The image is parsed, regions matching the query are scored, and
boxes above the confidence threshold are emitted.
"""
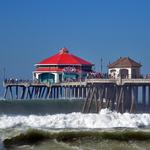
[100,58,103,73]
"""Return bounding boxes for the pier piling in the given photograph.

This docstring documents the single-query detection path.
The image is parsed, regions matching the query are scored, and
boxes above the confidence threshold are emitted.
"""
[3,78,150,113]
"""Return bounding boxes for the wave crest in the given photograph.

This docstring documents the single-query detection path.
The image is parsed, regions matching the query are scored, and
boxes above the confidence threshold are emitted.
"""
[0,109,150,129]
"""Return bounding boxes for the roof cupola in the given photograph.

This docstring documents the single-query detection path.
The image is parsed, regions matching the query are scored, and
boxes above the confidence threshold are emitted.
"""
[59,47,69,54]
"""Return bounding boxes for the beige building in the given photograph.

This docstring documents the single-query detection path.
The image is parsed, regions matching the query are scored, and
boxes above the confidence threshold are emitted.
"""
[108,57,142,79]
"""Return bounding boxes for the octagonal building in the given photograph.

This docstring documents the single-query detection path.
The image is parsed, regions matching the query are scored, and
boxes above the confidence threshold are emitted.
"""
[33,48,94,83]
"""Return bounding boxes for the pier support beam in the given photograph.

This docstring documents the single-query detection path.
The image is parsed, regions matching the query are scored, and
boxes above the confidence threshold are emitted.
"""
[3,86,8,99]
[148,86,150,112]
[130,86,137,113]
[142,86,146,111]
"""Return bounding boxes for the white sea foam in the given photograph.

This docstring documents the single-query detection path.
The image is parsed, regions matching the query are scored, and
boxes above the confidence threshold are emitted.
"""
[0,109,150,129]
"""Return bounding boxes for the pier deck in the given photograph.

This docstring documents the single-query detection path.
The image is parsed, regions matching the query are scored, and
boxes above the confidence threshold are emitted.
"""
[4,79,150,87]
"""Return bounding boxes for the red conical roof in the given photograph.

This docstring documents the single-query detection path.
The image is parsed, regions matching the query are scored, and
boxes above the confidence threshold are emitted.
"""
[36,48,93,66]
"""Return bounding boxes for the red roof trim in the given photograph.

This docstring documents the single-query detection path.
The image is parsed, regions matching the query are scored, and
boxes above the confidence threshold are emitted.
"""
[34,67,89,73]
[35,64,93,66]
[35,68,63,72]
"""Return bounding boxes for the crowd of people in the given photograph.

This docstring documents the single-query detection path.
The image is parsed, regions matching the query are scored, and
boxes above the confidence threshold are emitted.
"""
[87,72,108,79]
[63,67,77,73]
[4,78,30,84]
[4,78,43,84]
[145,74,150,79]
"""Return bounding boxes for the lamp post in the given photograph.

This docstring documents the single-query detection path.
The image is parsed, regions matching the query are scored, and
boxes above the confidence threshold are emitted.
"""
[3,67,6,80]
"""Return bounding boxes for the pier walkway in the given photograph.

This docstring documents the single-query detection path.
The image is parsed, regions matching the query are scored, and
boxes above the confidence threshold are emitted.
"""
[4,78,150,86]
[3,78,150,113]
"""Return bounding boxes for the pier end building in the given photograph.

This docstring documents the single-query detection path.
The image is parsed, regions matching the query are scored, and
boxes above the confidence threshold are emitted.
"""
[33,47,94,83]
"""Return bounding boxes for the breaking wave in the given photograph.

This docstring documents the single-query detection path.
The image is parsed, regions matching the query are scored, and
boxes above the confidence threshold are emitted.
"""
[1,109,150,129]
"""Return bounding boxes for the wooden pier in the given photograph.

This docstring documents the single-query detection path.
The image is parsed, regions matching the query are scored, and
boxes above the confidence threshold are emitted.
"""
[3,78,150,113]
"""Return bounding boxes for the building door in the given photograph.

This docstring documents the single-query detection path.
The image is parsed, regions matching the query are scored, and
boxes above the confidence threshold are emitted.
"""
[120,69,128,79]
[132,69,138,78]
[39,73,55,83]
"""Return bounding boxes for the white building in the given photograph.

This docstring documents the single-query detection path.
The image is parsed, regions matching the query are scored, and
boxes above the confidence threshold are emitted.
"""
[108,57,142,79]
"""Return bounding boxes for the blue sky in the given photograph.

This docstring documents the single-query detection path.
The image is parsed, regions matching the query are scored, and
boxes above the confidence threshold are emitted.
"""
[0,0,150,83]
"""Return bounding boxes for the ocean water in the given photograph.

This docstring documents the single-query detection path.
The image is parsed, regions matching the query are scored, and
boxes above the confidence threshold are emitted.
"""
[1,100,150,150]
